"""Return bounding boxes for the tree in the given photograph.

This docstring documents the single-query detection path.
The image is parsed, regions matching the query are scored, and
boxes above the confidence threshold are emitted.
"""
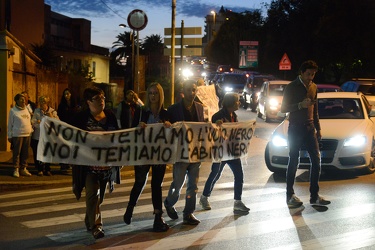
[141,34,164,55]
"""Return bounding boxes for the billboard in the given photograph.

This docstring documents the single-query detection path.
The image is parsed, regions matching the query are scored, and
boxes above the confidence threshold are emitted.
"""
[239,41,258,68]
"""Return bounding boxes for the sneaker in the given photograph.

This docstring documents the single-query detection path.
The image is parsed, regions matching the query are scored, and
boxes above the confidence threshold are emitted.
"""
[183,213,200,225]
[19,169,32,177]
[310,196,331,206]
[37,171,43,176]
[234,200,250,212]
[199,195,212,210]
[13,169,19,178]
[287,194,303,208]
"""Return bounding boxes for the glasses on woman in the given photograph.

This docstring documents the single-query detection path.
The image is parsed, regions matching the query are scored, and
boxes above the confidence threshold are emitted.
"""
[91,95,105,102]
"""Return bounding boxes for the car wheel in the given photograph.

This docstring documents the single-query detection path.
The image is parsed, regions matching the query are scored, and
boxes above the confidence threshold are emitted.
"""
[265,143,286,175]
[242,96,248,109]
[358,138,375,175]
[257,106,262,118]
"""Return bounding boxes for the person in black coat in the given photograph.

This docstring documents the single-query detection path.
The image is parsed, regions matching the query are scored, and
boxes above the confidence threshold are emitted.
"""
[123,82,171,232]
[70,86,121,240]
[163,79,205,225]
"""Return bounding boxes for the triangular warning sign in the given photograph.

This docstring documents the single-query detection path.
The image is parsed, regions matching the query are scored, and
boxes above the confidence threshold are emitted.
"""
[279,53,291,65]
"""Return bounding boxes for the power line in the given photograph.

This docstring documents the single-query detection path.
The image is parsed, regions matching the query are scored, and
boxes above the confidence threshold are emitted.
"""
[99,0,126,19]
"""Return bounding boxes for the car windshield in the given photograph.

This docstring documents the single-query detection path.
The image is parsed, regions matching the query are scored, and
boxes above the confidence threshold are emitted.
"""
[318,98,364,119]
[269,84,286,96]
[222,75,247,85]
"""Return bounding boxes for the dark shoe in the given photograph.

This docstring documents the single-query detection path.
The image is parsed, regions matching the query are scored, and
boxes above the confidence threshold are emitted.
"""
[123,205,134,225]
[165,205,178,220]
[153,213,169,232]
[44,171,52,176]
[287,194,303,208]
[310,196,331,206]
[183,213,200,225]
[92,227,105,239]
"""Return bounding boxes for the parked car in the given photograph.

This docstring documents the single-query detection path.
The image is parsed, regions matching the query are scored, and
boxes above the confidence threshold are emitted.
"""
[214,73,249,104]
[257,80,290,122]
[265,92,375,175]
[243,74,277,111]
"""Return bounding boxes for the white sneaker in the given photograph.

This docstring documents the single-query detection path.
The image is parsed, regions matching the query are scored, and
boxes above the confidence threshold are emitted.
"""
[199,195,212,210]
[234,200,250,212]
[13,169,19,178]
[20,168,32,176]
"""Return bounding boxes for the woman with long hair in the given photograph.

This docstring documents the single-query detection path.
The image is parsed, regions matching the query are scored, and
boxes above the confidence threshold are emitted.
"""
[123,82,171,232]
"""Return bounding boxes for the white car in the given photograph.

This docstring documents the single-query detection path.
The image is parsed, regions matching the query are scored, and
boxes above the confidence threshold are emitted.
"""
[257,80,290,122]
[265,92,375,175]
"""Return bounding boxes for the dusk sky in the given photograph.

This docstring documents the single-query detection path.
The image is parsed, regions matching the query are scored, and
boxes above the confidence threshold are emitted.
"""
[45,0,271,48]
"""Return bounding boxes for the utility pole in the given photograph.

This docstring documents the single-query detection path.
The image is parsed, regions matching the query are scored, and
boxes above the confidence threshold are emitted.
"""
[170,0,176,105]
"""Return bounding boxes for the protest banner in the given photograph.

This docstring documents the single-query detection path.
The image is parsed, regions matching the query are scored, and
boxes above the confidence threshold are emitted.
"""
[196,84,219,121]
[37,117,256,166]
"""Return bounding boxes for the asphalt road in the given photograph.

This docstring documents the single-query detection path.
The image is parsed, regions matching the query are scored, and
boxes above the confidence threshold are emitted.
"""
[0,108,374,249]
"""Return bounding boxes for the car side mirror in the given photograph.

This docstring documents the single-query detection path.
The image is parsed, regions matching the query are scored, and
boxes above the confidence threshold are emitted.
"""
[369,109,375,117]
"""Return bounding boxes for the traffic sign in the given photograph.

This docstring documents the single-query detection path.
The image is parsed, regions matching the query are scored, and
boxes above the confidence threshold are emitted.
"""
[127,9,148,31]
[279,53,291,70]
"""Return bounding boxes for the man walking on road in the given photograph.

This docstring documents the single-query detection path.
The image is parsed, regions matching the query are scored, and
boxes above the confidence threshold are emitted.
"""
[280,60,331,208]
[164,80,205,225]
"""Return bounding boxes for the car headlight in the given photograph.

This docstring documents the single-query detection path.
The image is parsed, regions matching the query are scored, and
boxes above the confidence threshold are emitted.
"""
[271,135,288,147]
[343,135,366,147]
[224,86,233,92]
[182,68,193,78]
[268,98,279,108]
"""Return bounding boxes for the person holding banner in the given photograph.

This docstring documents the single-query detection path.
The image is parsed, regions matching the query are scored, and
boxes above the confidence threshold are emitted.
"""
[70,86,121,240]
[164,79,205,225]
[123,82,171,232]
[199,92,250,213]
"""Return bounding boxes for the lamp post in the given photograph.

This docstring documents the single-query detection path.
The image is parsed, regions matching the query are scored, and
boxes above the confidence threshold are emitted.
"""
[119,24,135,90]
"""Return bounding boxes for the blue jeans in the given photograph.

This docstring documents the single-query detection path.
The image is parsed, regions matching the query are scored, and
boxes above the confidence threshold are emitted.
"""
[164,162,200,216]
[202,159,244,200]
[286,124,321,200]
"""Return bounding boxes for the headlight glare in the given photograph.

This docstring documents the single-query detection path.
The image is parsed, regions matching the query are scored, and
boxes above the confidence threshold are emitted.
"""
[272,135,288,147]
[343,135,366,147]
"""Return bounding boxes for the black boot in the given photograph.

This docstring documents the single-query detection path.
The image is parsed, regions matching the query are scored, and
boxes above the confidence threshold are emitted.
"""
[153,213,169,232]
[123,205,134,225]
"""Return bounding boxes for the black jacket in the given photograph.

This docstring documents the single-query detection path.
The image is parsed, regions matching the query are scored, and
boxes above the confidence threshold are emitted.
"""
[70,109,121,200]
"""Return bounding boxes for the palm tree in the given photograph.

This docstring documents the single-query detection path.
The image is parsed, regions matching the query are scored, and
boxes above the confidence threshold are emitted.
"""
[111,31,134,66]
[142,34,164,55]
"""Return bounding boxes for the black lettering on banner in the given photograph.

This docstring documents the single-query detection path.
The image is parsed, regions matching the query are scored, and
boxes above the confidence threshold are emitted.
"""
[43,142,80,159]
[117,132,131,143]
[160,147,172,162]
[211,145,223,159]
[171,128,184,145]
[198,127,205,142]
[47,121,88,143]
[185,128,194,143]
[154,126,169,144]
[208,127,220,142]
[92,147,105,161]
[227,142,248,157]
[118,146,131,161]
[106,147,118,163]
[134,128,146,143]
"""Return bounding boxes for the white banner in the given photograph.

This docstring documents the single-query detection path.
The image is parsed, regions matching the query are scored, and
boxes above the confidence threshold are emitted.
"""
[37,117,256,166]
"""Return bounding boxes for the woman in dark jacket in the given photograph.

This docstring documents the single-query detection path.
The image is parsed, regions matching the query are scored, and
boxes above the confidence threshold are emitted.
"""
[70,86,121,240]
[123,82,171,232]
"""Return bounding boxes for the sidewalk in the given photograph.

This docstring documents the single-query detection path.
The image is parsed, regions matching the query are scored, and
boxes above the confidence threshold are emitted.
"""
[0,150,135,192]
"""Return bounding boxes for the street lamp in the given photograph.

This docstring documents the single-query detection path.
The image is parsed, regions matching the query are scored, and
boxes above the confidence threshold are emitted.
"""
[119,23,135,90]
